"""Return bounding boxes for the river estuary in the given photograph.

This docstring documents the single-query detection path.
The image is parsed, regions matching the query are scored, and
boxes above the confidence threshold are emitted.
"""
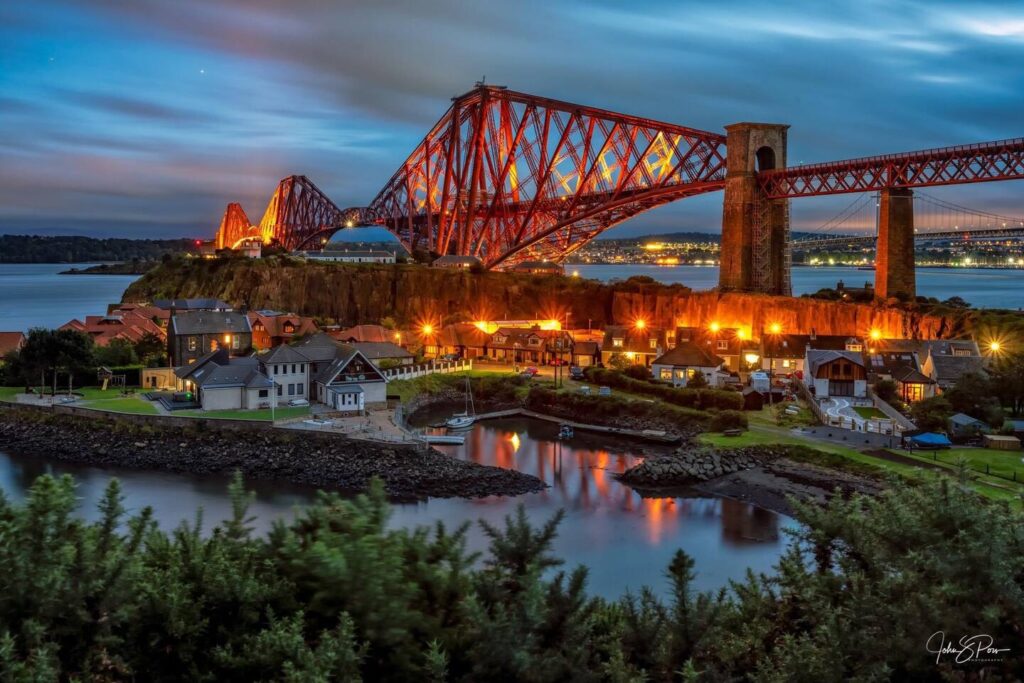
[0,260,1014,596]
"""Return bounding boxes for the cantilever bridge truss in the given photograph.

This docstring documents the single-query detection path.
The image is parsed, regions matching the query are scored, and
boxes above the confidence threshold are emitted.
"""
[214,86,727,265]
[212,85,1024,269]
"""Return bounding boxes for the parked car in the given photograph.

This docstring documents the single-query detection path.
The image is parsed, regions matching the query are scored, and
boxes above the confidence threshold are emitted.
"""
[598,386,611,397]
[440,353,460,362]
[549,358,568,366]
[522,367,539,376]
[287,398,309,407]
[569,366,585,380]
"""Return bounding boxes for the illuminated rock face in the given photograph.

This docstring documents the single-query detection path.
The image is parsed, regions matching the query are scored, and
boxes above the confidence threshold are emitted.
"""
[124,260,948,340]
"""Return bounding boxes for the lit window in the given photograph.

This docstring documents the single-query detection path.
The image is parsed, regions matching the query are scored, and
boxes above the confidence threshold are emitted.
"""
[612,338,623,347]
[717,340,728,350]
[187,337,197,351]
[232,336,240,349]
[782,360,791,368]
[660,369,672,380]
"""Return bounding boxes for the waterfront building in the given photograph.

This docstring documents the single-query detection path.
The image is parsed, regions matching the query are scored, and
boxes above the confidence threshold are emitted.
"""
[168,310,252,366]
[257,344,311,403]
[312,344,388,412]
[651,341,728,387]
[487,327,573,365]
[60,313,165,347]
[175,349,274,411]
[426,323,491,359]
[511,260,564,275]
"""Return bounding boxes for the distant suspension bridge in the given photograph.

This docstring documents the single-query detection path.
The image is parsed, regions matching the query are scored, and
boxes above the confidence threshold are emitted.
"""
[792,192,1024,250]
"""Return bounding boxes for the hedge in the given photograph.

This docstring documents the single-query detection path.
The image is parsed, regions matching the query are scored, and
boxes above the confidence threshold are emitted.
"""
[583,368,743,411]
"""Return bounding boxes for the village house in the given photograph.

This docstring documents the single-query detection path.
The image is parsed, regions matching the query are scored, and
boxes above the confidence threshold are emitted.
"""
[651,341,728,387]
[675,326,758,372]
[332,324,397,344]
[247,310,318,350]
[299,249,396,264]
[601,325,669,367]
[168,310,252,367]
[294,333,389,412]
[806,349,868,398]
[488,327,573,365]
[60,312,165,347]
[256,344,311,403]
[427,323,491,359]
[352,341,415,367]
[760,333,860,375]
[571,341,600,367]
[0,332,25,363]
[919,339,986,391]
[107,303,171,333]
[175,349,274,411]
[865,349,936,403]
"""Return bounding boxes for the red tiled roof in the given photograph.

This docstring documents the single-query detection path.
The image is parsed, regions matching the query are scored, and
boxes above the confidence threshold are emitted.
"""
[331,323,392,343]
[59,312,164,346]
[249,312,318,339]
[0,332,25,356]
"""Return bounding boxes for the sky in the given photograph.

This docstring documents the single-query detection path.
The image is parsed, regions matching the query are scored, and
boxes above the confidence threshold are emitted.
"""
[2,0,1023,241]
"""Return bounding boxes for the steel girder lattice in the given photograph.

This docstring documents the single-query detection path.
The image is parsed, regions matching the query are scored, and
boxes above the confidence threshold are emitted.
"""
[213,175,362,251]
[760,138,1024,199]
[365,85,727,267]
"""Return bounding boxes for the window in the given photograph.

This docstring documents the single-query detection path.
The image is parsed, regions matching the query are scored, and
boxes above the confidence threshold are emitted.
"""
[277,385,282,396]
[288,384,295,396]
[291,363,296,373]
[297,383,304,395]
[782,360,791,368]
[660,368,672,380]
[188,336,197,351]
[612,338,623,348]
[300,363,305,372]
[649,338,657,349]
[528,338,541,347]
[953,347,972,357]
[232,336,240,349]
[717,340,729,350]
[258,389,268,398]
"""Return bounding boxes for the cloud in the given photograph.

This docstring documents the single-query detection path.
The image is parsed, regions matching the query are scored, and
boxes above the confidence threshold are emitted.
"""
[0,0,1022,238]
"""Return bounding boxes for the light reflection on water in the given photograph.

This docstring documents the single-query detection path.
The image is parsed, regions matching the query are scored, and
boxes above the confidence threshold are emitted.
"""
[0,417,794,597]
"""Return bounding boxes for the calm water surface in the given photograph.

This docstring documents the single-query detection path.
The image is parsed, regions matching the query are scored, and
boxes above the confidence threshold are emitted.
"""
[0,417,794,597]
[575,264,1024,309]
[0,263,141,331]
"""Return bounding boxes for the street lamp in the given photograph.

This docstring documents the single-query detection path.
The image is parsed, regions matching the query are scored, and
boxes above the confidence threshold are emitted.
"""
[766,323,783,407]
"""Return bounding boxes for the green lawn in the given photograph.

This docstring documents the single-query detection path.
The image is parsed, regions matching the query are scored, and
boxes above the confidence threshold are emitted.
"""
[0,386,20,402]
[79,398,159,415]
[174,406,311,421]
[853,406,887,419]
[894,446,1024,484]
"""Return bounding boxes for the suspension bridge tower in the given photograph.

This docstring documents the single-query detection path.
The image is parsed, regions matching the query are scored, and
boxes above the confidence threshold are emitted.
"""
[719,123,791,295]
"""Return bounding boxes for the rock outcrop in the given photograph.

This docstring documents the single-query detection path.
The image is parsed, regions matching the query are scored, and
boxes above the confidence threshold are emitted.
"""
[123,258,952,339]
[618,445,792,486]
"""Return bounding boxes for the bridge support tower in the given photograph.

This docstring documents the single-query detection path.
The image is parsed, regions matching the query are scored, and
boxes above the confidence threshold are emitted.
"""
[719,123,791,295]
[875,188,916,301]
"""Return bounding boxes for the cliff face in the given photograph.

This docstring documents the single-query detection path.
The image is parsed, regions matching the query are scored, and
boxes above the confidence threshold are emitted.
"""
[123,257,951,338]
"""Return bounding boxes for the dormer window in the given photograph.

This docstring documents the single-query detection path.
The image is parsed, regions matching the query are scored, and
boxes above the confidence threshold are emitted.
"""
[717,340,728,350]
[612,338,623,348]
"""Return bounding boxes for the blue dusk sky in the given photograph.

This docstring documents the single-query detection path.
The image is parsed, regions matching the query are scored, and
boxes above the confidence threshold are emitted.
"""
[1,0,1023,241]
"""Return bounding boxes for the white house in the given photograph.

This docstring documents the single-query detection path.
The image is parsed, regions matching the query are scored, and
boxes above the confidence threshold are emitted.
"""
[806,349,867,398]
[257,344,311,404]
[312,346,388,413]
[174,350,275,411]
[651,341,728,388]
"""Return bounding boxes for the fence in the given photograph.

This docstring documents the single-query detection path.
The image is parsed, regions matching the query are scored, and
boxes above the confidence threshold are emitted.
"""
[383,358,472,381]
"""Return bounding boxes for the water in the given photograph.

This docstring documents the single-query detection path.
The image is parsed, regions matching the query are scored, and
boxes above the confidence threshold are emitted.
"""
[0,416,795,597]
[575,264,1024,309]
[0,263,142,332]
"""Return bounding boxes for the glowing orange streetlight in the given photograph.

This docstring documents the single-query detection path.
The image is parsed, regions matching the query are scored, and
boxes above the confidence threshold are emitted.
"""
[769,322,782,335]
[736,329,746,340]
[869,328,882,341]
[421,323,434,336]
[988,340,1002,354]
[709,321,721,333]
[634,319,647,331]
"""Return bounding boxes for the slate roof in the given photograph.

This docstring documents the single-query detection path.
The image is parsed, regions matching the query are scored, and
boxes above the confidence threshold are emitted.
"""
[293,332,346,363]
[950,412,985,427]
[890,364,934,385]
[176,352,271,389]
[333,324,393,343]
[602,325,669,355]
[763,334,857,358]
[436,323,491,349]
[652,341,724,368]
[353,341,414,360]
[153,298,231,311]
[312,346,361,385]
[573,341,599,356]
[929,354,986,384]
[258,344,312,365]
[806,349,864,376]
[171,311,251,336]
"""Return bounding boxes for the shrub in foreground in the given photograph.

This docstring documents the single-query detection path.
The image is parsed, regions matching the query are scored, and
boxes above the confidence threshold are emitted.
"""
[0,473,1020,680]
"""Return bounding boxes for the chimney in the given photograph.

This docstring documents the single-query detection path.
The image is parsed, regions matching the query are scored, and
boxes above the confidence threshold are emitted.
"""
[810,328,817,340]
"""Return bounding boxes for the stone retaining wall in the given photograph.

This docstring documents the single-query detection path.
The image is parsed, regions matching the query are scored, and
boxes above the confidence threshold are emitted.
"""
[618,445,793,486]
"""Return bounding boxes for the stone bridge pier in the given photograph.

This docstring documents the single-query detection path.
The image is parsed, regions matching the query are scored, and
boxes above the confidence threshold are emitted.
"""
[875,187,916,301]
[719,122,791,295]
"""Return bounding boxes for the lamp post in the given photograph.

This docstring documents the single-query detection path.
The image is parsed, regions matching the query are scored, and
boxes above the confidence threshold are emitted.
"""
[767,322,782,407]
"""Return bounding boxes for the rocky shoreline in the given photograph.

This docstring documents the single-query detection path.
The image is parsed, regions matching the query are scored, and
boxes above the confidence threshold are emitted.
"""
[0,409,546,500]
[617,444,885,516]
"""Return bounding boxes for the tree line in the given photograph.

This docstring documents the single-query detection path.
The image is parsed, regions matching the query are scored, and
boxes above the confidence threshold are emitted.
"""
[0,473,1019,680]
[0,235,198,263]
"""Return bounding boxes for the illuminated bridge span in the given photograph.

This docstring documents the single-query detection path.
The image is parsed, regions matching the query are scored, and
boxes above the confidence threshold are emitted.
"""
[211,84,1024,299]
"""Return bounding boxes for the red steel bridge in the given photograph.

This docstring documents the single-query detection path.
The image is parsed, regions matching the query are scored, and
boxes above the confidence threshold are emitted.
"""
[213,84,1024,296]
